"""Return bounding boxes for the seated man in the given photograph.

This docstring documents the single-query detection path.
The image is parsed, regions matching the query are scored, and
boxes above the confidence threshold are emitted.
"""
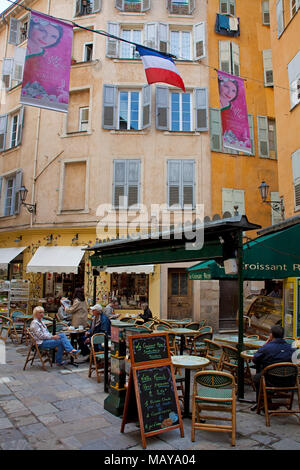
[138,303,153,323]
[251,325,295,410]
[78,304,111,357]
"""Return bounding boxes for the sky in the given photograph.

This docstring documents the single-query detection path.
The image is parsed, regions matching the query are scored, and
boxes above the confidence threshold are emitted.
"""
[0,1,12,14]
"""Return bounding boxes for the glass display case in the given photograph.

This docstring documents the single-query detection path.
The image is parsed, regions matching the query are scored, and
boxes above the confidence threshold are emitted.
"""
[244,295,282,338]
[283,278,300,338]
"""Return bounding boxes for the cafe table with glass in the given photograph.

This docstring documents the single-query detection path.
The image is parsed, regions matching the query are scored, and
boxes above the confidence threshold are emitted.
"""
[213,334,265,349]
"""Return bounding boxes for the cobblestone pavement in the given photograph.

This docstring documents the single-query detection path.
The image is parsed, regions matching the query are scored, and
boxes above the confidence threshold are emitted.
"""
[0,341,300,451]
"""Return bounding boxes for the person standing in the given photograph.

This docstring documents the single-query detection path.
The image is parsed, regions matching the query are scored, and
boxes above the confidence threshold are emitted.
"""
[65,287,89,328]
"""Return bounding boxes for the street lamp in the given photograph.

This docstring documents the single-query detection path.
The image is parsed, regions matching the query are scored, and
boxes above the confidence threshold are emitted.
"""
[18,185,36,214]
[258,180,285,220]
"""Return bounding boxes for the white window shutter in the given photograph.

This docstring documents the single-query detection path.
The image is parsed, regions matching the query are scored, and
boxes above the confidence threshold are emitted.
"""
[142,0,151,11]
[257,115,269,157]
[248,114,255,155]
[288,51,300,108]
[231,42,240,76]
[1,58,13,89]
[270,192,282,224]
[113,160,126,207]
[93,0,101,12]
[276,0,284,37]
[17,107,25,146]
[292,149,300,181]
[262,49,273,86]
[158,23,168,54]
[210,108,222,152]
[195,88,208,131]
[8,18,20,45]
[219,41,231,74]
[127,160,140,207]
[115,0,124,10]
[229,0,235,15]
[156,86,169,130]
[142,85,151,129]
[14,169,23,214]
[0,114,8,152]
[182,160,195,208]
[144,23,158,49]
[102,85,117,129]
[13,47,26,82]
[262,0,270,25]
[233,190,245,215]
[189,0,196,14]
[222,188,235,216]
[193,22,206,60]
[106,22,120,58]
[168,160,181,208]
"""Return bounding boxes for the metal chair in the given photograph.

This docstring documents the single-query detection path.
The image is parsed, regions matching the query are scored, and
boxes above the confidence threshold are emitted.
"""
[191,370,236,446]
[23,329,54,371]
[88,333,110,383]
[257,362,300,426]
[204,339,223,370]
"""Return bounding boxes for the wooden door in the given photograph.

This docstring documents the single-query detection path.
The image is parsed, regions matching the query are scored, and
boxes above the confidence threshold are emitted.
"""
[219,280,238,329]
[168,269,193,320]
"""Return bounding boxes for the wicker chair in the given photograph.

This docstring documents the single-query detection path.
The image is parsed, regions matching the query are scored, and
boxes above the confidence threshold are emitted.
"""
[221,344,255,390]
[189,327,213,356]
[185,322,200,330]
[191,370,236,446]
[257,362,300,426]
[23,329,53,371]
[198,320,207,329]
[204,339,223,370]
[284,337,296,345]
[88,333,110,383]
[0,315,13,343]
[155,322,172,331]
[143,321,155,329]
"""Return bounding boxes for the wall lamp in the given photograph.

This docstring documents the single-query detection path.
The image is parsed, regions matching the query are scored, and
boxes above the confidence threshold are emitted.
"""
[18,186,36,214]
[258,180,285,220]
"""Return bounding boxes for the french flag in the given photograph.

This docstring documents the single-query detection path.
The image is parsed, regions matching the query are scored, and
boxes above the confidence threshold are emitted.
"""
[136,45,185,92]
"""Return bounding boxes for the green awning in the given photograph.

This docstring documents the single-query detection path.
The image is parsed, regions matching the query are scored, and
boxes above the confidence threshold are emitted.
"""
[188,223,300,280]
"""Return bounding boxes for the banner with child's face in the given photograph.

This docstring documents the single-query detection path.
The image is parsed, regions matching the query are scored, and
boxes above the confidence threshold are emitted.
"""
[21,11,73,113]
[217,70,251,154]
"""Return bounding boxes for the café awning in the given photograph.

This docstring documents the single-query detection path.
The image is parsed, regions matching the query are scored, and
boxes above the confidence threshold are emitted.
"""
[188,222,300,280]
[0,247,27,269]
[26,246,87,274]
[105,265,155,274]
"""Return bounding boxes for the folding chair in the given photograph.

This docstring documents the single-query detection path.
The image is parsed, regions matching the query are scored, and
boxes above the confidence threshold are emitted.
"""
[88,333,110,383]
[23,329,54,371]
[0,315,13,343]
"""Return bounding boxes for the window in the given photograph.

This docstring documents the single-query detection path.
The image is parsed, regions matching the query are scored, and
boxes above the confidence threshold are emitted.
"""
[276,0,284,37]
[83,43,93,61]
[79,107,89,131]
[59,160,88,212]
[115,0,151,13]
[0,169,23,217]
[222,188,245,216]
[270,192,282,224]
[171,272,188,296]
[220,0,235,15]
[167,160,195,208]
[0,108,25,152]
[75,0,101,16]
[288,51,300,109]
[291,0,300,18]
[210,108,255,155]
[292,149,300,210]
[103,84,151,130]
[156,86,208,132]
[8,16,29,45]
[262,0,270,25]
[1,47,26,90]
[167,0,195,15]
[106,22,206,60]
[257,116,277,159]
[113,160,141,209]
[67,89,90,133]
[219,41,240,75]
[262,49,273,86]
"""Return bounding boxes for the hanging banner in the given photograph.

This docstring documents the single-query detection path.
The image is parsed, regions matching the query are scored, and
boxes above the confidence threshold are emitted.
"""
[217,70,251,154]
[20,11,73,113]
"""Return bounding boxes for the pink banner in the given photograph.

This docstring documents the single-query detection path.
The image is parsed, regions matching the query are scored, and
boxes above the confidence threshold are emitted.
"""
[217,70,251,154]
[21,11,73,113]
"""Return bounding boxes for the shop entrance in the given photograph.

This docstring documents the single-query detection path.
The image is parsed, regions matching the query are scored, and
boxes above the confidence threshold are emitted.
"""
[167,269,193,320]
[219,280,238,330]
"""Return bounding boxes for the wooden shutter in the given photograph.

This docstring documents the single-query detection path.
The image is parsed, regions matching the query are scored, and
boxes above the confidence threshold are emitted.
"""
[193,23,206,60]
[222,188,245,216]
[113,160,126,207]
[182,160,195,207]
[142,0,151,11]
[156,86,169,130]
[0,115,8,152]
[115,0,124,10]
[14,169,23,215]
[106,22,120,58]
[257,116,269,157]
[142,85,151,129]
[127,160,140,207]
[231,42,240,76]
[1,58,13,89]
[8,18,20,45]
[248,114,255,155]
[102,85,117,129]
[270,192,282,224]
[158,23,168,54]
[13,47,26,82]
[219,41,231,74]
[262,0,270,25]
[195,88,208,131]
[93,0,101,12]
[210,108,222,152]
[263,49,273,86]
[229,0,235,15]
[145,23,158,49]
[276,0,284,37]
[16,107,25,146]
[168,160,181,208]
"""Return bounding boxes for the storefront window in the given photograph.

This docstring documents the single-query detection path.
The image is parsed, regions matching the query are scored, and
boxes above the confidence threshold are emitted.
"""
[111,273,149,309]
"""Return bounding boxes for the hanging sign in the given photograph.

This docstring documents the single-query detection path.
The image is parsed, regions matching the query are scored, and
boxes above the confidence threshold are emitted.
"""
[21,11,73,113]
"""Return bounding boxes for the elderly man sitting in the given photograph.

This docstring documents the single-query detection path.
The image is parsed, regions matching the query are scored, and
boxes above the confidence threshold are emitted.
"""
[77,304,111,358]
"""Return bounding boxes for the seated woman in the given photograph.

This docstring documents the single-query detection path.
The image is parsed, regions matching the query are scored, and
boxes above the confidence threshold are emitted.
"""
[30,306,80,366]
[138,303,153,323]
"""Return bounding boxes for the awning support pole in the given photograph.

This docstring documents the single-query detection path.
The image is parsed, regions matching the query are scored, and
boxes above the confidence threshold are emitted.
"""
[237,229,244,399]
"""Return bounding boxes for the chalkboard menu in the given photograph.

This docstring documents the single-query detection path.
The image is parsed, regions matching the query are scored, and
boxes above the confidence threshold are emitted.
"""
[135,364,179,433]
[131,333,169,365]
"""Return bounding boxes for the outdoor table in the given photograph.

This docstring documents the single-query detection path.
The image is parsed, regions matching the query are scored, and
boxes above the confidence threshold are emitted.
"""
[240,349,257,360]
[213,334,265,349]
[171,355,210,418]
[167,328,201,355]
[64,327,88,367]
[165,319,191,327]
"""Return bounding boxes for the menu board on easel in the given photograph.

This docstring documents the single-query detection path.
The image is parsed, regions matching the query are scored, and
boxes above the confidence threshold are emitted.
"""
[121,333,184,449]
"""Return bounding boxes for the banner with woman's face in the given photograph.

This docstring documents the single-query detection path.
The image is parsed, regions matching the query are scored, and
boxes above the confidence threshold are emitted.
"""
[217,70,251,154]
[21,11,73,113]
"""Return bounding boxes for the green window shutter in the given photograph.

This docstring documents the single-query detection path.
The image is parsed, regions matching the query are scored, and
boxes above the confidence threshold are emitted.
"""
[102,85,117,129]
[248,114,255,155]
[142,85,151,129]
[257,115,269,157]
[106,22,120,58]
[210,108,222,152]
[195,88,208,131]
[182,160,195,208]
[156,86,169,130]
[219,41,231,74]
[168,160,181,208]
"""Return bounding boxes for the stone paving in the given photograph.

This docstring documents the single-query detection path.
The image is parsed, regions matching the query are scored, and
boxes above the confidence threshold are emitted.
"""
[0,340,300,451]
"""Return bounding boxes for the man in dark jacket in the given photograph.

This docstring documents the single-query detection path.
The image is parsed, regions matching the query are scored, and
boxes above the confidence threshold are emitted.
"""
[138,303,153,323]
[78,304,111,356]
[251,325,295,410]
